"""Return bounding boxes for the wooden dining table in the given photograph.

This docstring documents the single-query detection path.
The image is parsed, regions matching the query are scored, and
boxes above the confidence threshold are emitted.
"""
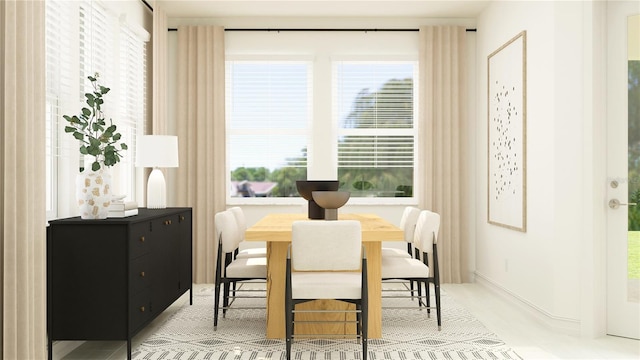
[245,213,403,339]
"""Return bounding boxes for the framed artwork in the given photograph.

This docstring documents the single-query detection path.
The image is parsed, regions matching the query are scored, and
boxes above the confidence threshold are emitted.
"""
[487,31,527,232]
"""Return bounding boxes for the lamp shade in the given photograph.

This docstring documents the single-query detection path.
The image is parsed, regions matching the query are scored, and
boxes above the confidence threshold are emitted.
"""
[135,135,179,168]
[135,135,179,209]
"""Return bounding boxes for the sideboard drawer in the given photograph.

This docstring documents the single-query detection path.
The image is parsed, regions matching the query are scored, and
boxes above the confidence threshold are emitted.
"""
[130,254,151,295]
[130,222,151,259]
[129,288,152,332]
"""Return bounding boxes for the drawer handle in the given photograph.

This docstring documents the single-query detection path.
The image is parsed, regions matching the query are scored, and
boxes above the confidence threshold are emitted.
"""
[140,306,145,312]
[164,220,172,225]
[140,271,145,278]
[180,215,185,222]
[140,236,145,243]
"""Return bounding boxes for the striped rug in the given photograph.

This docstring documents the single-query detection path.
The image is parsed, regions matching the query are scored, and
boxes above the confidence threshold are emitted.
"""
[133,286,522,360]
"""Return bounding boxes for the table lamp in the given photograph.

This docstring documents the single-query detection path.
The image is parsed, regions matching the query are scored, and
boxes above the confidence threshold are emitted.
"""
[135,135,179,209]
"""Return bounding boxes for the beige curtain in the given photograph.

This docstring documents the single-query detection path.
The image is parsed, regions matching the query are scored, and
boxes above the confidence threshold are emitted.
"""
[175,26,226,283]
[418,26,469,283]
[1,0,47,359]
[152,2,168,135]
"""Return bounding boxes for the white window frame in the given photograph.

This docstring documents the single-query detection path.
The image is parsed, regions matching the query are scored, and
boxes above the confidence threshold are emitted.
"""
[225,31,420,206]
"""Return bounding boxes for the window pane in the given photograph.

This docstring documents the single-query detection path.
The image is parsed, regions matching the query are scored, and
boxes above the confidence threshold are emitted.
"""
[228,62,309,131]
[227,61,311,198]
[118,22,148,202]
[335,61,416,197]
[45,0,74,218]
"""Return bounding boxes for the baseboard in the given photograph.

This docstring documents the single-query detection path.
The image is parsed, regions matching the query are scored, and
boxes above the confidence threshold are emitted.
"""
[474,271,581,336]
[53,340,84,359]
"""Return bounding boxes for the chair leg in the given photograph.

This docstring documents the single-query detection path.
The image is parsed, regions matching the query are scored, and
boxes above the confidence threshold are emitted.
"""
[222,281,230,318]
[362,302,368,360]
[285,256,293,360]
[434,280,442,330]
[355,303,362,343]
[432,241,441,329]
[214,241,223,330]
[285,298,293,360]
[426,281,432,317]
[213,281,221,330]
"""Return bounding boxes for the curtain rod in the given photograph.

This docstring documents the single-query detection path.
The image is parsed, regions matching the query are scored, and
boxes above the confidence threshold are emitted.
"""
[168,28,477,32]
[141,0,478,34]
[141,0,153,12]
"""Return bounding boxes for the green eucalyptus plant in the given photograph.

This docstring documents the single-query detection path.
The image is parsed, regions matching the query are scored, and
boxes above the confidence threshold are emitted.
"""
[63,73,128,171]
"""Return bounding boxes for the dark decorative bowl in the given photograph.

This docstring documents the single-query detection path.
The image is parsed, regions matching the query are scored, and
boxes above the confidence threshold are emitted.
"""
[296,180,340,219]
[296,180,339,200]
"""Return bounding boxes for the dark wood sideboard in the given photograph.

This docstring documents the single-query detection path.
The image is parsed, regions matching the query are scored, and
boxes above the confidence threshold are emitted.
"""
[46,207,193,360]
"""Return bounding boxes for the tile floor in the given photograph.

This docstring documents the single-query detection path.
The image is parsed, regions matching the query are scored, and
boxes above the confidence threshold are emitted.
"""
[57,283,640,360]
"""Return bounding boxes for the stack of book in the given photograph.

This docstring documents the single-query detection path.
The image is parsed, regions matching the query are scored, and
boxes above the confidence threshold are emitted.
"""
[108,200,138,218]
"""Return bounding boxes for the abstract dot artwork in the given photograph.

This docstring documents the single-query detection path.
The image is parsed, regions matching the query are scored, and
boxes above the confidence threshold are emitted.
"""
[487,31,527,232]
[491,83,520,200]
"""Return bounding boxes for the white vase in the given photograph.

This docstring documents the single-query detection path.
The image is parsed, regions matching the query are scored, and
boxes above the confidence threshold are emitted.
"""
[76,165,112,219]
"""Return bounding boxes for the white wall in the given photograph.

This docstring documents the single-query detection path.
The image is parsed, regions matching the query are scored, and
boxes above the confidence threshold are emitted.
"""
[475,0,605,335]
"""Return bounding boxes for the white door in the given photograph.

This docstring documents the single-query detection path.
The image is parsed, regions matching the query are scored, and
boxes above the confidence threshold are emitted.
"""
[607,0,640,340]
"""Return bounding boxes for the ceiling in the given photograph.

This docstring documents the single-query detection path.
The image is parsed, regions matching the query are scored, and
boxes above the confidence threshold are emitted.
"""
[156,0,491,18]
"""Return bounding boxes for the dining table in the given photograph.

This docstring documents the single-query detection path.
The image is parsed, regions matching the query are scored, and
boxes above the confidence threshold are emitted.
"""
[244,212,403,339]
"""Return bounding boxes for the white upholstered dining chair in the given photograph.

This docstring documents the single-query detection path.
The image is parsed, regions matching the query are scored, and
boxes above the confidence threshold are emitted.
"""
[381,206,421,259]
[229,206,267,259]
[285,220,368,360]
[213,210,267,330]
[381,210,442,330]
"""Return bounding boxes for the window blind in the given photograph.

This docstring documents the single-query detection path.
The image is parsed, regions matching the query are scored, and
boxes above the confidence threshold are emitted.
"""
[45,0,75,217]
[226,61,310,169]
[79,0,113,93]
[45,0,149,213]
[336,62,414,130]
[226,60,311,197]
[338,135,414,168]
[334,61,416,197]
[118,18,149,200]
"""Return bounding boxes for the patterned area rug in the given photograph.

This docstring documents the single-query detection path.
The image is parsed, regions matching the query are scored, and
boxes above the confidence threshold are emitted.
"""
[133,286,522,360]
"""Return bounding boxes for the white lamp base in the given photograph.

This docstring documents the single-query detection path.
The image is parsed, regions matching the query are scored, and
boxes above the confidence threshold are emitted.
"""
[147,168,167,209]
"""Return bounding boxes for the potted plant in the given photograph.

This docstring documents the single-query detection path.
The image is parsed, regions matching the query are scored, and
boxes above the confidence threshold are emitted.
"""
[63,73,128,219]
[63,73,128,171]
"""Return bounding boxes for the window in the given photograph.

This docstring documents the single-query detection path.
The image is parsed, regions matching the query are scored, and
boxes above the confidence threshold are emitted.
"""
[118,18,149,202]
[335,61,416,198]
[45,0,76,219]
[226,60,311,198]
[45,0,149,219]
[225,31,418,203]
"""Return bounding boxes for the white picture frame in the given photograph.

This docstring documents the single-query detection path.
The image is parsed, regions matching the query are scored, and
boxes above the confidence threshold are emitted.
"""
[487,31,527,232]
